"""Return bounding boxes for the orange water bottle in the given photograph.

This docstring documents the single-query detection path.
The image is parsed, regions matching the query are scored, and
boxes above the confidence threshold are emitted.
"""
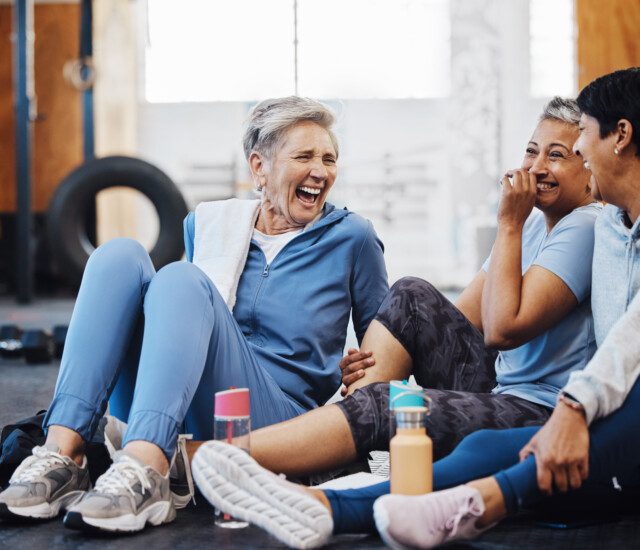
[390,406,432,495]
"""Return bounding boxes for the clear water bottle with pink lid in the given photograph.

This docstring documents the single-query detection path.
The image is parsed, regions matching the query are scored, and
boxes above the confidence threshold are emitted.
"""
[213,387,250,528]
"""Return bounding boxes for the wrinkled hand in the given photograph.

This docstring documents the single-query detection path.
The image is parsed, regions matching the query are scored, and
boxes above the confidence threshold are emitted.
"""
[519,403,589,495]
[339,348,375,396]
[498,169,537,229]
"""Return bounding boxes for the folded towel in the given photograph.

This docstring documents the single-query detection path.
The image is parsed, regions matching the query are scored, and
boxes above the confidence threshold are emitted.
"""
[193,198,261,310]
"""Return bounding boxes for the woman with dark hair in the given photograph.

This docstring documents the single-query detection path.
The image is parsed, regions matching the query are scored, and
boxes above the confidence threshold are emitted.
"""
[188,69,640,549]
[340,66,640,549]
[185,95,605,548]
[354,66,640,549]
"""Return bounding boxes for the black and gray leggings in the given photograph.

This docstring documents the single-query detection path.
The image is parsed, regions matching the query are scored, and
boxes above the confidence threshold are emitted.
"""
[335,276,552,461]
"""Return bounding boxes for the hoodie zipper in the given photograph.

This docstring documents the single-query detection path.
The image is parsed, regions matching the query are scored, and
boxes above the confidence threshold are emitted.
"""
[247,208,347,337]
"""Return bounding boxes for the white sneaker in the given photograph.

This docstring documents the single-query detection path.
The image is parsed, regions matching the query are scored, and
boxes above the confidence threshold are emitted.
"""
[64,451,175,533]
[193,440,333,549]
[103,415,194,509]
[373,485,491,549]
[0,444,90,520]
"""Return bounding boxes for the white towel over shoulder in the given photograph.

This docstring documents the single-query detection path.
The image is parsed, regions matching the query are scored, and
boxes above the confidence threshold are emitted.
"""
[193,198,261,310]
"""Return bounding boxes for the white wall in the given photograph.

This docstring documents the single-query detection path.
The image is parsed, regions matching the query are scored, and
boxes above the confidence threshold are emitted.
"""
[133,0,571,288]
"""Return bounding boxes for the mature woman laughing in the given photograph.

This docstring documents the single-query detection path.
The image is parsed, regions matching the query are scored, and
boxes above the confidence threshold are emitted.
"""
[0,97,389,534]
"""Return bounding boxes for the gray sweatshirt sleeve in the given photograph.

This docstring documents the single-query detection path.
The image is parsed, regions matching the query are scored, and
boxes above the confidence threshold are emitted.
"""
[563,291,640,425]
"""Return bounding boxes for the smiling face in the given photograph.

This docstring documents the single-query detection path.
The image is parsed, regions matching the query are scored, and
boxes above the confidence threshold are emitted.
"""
[253,121,338,231]
[573,113,620,203]
[521,118,592,216]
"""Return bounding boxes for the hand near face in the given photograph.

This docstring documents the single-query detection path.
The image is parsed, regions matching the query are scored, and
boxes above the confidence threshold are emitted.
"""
[519,403,590,495]
[497,169,537,229]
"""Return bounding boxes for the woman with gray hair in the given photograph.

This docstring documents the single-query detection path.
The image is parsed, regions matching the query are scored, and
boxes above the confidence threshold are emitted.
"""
[185,98,604,548]
[0,97,388,533]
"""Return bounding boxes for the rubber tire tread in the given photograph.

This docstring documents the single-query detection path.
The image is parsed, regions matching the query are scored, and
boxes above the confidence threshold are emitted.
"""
[47,156,188,285]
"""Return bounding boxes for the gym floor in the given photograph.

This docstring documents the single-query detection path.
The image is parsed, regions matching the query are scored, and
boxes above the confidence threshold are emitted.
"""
[2,298,640,549]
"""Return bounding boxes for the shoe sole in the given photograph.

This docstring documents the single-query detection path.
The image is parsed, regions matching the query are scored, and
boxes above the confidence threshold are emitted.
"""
[0,490,85,520]
[192,441,333,550]
[63,500,176,533]
[373,499,412,550]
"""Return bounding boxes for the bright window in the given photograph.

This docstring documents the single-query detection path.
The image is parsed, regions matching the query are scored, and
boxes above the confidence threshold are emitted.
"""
[529,0,576,98]
[145,0,295,103]
[297,0,450,99]
[145,0,451,102]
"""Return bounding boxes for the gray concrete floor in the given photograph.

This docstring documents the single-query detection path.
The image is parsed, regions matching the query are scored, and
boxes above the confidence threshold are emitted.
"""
[2,297,640,548]
[0,298,73,427]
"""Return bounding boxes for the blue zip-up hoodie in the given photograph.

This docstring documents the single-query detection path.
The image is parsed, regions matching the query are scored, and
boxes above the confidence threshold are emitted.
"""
[184,203,389,410]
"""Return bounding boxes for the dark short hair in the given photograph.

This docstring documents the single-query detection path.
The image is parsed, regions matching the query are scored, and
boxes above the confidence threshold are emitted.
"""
[577,67,640,157]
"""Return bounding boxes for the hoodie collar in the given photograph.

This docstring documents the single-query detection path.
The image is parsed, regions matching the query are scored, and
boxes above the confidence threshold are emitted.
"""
[303,202,349,233]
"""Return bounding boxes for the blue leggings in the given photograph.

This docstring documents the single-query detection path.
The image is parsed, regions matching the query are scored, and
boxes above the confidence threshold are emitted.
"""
[326,377,640,534]
[43,239,305,459]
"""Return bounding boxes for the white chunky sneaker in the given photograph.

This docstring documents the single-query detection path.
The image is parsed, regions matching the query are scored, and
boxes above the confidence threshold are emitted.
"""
[103,415,194,509]
[0,444,90,520]
[193,440,333,549]
[373,485,492,549]
[63,451,175,533]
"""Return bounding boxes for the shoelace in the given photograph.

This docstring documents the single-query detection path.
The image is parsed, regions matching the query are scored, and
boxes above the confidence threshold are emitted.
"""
[94,456,151,498]
[11,446,68,483]
[443,497,482,536]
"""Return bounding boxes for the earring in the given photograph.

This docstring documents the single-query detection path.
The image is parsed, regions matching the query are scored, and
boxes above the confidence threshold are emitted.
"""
[614,147,620,155]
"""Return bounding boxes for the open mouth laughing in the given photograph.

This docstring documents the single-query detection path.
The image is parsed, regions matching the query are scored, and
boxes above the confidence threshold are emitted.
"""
[295,185,322,205]
[536,181,559,192]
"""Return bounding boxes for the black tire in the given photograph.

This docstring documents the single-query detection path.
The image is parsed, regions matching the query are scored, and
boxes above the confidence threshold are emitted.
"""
[47,156,188,285]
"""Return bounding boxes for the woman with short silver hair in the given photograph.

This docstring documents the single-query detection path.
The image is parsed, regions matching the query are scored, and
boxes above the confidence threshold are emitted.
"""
[185,98,605,549]
[0,97,389,534]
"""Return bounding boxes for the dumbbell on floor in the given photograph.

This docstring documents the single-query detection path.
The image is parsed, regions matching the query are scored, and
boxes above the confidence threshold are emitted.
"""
[0,325,23,358]
[0,324,69,364]
[22,329,55,364]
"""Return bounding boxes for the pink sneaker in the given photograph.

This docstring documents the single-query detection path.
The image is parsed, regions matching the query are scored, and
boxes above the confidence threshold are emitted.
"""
[373,485,492,549]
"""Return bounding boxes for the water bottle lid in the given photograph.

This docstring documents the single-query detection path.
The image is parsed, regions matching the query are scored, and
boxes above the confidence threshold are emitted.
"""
[394,406,428,429]
[389,380,424,409]
[215,388,250,418]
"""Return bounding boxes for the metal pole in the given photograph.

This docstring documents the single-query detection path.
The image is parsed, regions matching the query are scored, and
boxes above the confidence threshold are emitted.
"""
[13,0,35,303]
[80,0,94,161]
[80,0,97,246]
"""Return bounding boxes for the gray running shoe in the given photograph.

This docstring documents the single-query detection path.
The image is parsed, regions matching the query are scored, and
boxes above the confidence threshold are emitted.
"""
[0,444,90,520]
[103,415,194,509]
[63,451,175,533]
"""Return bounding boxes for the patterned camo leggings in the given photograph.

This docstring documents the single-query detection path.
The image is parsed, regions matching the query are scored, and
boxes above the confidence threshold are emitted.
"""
[335,276,552,461]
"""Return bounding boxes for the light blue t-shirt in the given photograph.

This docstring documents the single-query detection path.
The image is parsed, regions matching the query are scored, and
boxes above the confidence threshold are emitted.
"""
[591,204,640,346]
[483,203,602,408]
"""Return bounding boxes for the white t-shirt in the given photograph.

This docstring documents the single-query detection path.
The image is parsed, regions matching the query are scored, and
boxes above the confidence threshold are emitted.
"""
[252,228,303,264]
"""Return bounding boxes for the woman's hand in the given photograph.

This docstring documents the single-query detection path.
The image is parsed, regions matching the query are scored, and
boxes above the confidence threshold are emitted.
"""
[518,402,590,495]
[497,169,537,230]
[339,348,375,396]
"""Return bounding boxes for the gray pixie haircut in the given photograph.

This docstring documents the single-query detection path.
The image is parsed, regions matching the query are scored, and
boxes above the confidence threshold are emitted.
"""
[539,96,581,126]
[242,96,339,161]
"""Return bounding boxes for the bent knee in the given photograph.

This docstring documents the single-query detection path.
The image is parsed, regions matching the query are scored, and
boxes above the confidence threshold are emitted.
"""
[389,276,438,300]
[348,381,389,407]
[151,261,204,287]
[85,238,152,278]
[146,261,215,301]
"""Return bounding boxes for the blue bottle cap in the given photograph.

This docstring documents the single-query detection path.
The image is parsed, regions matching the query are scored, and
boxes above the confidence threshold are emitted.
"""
[389,379,424,409]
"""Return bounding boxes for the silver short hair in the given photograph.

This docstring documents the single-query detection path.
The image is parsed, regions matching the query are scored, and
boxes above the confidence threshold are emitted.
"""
[539,96,581,126]
[242,96,339,161]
